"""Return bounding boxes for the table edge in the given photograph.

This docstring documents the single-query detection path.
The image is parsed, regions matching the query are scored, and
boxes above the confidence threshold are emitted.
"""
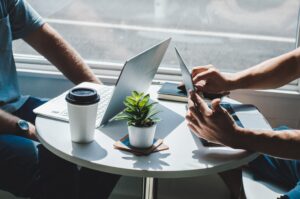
[36,121,258,179]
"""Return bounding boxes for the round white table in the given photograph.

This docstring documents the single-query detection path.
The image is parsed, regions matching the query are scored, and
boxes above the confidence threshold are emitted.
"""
[35,85,258,199]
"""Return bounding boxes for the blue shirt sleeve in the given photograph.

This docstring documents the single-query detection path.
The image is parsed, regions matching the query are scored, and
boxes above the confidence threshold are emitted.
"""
[7,0,45,40]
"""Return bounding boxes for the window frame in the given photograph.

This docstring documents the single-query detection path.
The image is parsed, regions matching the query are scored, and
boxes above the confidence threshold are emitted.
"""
[14,50,300,93]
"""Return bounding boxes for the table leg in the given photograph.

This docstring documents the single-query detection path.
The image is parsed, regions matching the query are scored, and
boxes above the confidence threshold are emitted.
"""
[142,177,157,199]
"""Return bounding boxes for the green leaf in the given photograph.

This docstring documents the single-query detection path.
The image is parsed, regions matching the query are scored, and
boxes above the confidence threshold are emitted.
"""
[140,102,156,113]
[132,91,139,98]
[139,111,149,121]
[125,96,136,105]
[124,111,137,119]
[146,109,160,120]
[147,101,158,107]
[132,91,142,101]
[112,112,132,121]
[125,108,137,114]
[138,92,144,98]
[124,101,136,110]
[139,94,150,108]
[151,118,161,123]
[112,90,162,127]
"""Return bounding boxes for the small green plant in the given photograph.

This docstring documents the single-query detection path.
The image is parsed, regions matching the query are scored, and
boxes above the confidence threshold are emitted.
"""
[113,91,160,127]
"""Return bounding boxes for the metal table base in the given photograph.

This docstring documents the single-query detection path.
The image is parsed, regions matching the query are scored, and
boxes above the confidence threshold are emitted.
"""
[142,177,157,199]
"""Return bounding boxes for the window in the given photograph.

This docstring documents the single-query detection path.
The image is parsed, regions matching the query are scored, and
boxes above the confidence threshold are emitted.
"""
[14,0,300,90]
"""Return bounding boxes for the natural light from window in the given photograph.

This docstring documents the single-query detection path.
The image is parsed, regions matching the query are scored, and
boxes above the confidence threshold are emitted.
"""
[13,0,299,75]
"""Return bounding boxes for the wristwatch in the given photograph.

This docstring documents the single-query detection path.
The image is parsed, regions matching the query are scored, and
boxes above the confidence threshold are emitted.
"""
[16,119,30,136]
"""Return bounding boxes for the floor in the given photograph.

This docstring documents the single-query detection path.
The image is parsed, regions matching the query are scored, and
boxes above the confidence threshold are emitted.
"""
[0,174,230,199]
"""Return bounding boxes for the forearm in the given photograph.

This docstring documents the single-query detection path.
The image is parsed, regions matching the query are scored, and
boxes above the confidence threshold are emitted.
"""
[235,127,300,160]
[229,48,300,90]
[24,23,101,85]
[0,109,21,135]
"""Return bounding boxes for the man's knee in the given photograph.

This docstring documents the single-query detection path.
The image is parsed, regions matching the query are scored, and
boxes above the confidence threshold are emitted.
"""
[0,135,39,168]
[285,182,300,199]
[0,135,40,197]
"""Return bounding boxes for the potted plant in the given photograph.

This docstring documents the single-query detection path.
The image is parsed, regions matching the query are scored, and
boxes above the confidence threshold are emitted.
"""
[113,91,160,148]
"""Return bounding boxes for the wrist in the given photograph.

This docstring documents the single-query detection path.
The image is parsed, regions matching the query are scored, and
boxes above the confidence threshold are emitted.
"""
[226,73,241,91]
[15,119,30,137]
[228,126,250,149]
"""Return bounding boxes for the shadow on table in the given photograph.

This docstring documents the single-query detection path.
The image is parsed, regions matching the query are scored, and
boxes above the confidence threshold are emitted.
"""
[99,103,184,141]
[191,145,251,171]
[122,152,171,170]
[71,141,108,161]
[192,147,250,164]
[189,132,251,167]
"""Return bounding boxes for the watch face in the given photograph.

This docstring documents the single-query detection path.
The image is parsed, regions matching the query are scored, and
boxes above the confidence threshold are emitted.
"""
[18,120,29,131]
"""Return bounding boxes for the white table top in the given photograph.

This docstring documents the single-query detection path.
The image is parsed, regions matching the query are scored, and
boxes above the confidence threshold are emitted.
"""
[36,85,258,178]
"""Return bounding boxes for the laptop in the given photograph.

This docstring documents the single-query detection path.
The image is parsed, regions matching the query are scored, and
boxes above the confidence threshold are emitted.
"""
[174,47,272,143]
[34,38,171,127]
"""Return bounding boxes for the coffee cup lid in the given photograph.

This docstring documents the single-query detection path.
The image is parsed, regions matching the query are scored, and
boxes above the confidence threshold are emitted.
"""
[66,87,100,105]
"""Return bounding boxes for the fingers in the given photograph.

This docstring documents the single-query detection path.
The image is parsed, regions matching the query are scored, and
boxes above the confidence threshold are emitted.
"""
[177,82,186,92]
[194,82,206,93]
[187,97,194,110]
[190,91,211,116]
[211,98,223,112]
[187,122,201,138]
[186,107,203,124]
[192,69,212,84]
[191,65,214,78]
[179,64,214,92]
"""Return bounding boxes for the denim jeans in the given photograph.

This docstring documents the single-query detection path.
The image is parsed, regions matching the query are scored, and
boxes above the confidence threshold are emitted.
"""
[249,126,300,199]
[0,97,120,199]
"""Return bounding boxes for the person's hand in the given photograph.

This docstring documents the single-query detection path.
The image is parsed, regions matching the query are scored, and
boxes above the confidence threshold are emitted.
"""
[26,123,38,141]
[177,65,216,92]
[191,65,233,94]
[186,91,241,147]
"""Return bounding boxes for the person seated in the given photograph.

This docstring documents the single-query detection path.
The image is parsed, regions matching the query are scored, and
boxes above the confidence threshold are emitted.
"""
[185,48,300,199]
[0,0,119,198]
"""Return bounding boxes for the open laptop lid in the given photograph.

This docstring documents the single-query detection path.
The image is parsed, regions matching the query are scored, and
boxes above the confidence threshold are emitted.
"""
[175,48,195,92]
[175,48,205,99]
[100,38,171,126]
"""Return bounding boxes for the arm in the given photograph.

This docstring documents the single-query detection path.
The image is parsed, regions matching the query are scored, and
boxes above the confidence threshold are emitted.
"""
[186,91,300,160]
[238,128,300,160]
[0,110,36,140]
[230,48,300,90]
[23,23,101,85]
[192,48,300,93]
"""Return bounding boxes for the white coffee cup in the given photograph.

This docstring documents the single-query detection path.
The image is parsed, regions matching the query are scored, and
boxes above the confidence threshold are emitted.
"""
[66,87,100,143]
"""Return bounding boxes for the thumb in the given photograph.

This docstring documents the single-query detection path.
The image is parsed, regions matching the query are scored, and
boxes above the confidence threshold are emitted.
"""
[211,98,222,112]
[177,82,186,92]
[195,80,206,92]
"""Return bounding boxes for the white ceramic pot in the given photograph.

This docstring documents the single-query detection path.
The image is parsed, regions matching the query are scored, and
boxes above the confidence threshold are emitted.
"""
[128,124,157,148]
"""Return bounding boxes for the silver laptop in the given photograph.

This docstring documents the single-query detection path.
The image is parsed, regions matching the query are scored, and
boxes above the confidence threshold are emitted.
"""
[34,38,171,127]
[174,47,272,131]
